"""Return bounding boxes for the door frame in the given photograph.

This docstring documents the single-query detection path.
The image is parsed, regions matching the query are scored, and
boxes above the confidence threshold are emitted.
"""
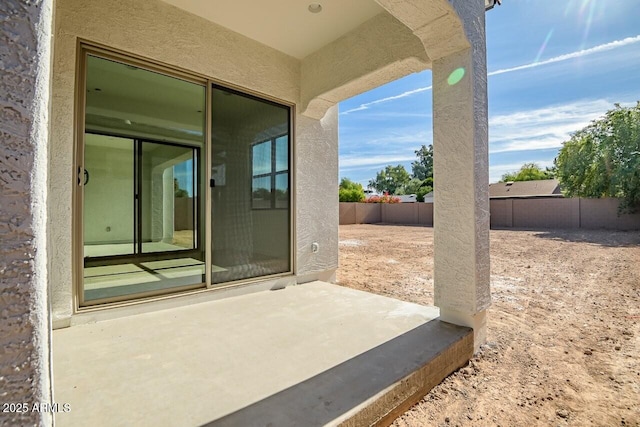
[82,133,202,267]
[73,42,296,312]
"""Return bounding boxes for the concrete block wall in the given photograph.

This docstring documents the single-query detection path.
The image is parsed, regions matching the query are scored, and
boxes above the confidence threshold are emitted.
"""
[339,203,432,226]
[382,203,419,224]
[579,198,640,230]
[341,199,640,230]
[511,198,579,229]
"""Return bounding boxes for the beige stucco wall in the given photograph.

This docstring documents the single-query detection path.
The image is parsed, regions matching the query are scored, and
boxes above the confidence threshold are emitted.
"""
[0,0,54,423]
[295,109,339,280]
[50,0,340,323]
[432,0,491,323]
[300,12,430,119]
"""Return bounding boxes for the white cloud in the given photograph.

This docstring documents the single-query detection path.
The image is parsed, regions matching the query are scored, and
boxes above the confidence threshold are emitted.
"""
[340,154,416,169]
[488,35,640,77]
[489,99,614,153]
[341,86,432,115]
[341,128,432,151]
[339,35,640,115]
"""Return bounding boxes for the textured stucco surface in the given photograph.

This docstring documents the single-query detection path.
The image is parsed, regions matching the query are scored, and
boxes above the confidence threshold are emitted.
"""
[0,0,53,424]
[376,0,469,61]
[301,12,430,119]
[295,107,339,276]
[431,0,491,315]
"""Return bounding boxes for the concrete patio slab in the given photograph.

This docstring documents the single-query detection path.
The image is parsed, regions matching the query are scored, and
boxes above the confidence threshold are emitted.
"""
[53,282,472,426]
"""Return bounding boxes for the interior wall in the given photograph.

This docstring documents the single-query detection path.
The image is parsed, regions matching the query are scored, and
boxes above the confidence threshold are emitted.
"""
[83,135,134,244]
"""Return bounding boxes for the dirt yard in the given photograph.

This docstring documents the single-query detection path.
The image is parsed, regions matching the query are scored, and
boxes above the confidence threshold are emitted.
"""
[337,224,640,427]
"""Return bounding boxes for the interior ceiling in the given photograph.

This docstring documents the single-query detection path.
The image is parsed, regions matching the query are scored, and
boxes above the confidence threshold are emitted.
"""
[86,56,288,146]
[160,0,385,59]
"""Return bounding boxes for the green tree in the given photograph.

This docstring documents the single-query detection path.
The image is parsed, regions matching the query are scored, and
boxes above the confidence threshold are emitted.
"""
[500,163,554,182]
[338,177,365,202]
[174,178,189,198]
[555,102,640,212]
[411,144,434,181]
[368,165,411,195]
[398,177,433,202]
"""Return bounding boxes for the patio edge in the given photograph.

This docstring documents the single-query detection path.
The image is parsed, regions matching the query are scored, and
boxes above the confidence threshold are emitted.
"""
[337,322,474,427]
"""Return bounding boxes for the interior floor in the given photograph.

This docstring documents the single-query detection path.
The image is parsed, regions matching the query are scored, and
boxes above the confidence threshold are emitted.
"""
[83,257,207,301]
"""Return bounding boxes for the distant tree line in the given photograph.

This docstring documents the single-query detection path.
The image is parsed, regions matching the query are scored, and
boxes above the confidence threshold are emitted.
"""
[499,163,555,183]
[555,102,640,212]
[500,102,639,212]
[366,144,434,202]
[340,102,639,211]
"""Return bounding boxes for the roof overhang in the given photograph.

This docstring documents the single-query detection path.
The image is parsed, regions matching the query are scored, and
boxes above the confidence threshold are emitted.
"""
[485,0,501,11]
[160,0,385,59]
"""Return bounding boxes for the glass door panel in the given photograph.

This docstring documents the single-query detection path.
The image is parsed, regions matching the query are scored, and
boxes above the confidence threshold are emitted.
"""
[83,139,205,303]
[81,53,206,305]
[83,134,135,257]
[140,142,198,253]
[210,87,291,284]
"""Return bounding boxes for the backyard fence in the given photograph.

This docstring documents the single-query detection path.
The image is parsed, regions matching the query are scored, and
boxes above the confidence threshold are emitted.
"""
[340,198,640,230]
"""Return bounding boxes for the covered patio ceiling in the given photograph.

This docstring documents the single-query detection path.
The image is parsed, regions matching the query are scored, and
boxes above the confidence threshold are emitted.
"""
[160,0,386,59]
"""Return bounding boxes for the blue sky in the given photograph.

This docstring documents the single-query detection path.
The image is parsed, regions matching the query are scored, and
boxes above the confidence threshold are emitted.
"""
[338,0,640,185]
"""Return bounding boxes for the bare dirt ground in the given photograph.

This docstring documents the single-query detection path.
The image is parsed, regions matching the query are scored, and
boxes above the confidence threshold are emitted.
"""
[337,224,640,427]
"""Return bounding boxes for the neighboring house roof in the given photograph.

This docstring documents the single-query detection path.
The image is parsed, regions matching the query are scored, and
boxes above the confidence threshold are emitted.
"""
[489,179,562,198]
[397,194,418,203]
[423,191,434,203]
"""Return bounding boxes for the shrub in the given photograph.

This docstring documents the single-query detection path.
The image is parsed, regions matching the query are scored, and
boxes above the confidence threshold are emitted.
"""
[339,188,365,202]
[364,195,401,204]
[339,177,365,202]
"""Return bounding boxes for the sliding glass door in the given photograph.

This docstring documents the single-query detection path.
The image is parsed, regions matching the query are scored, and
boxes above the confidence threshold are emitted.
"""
[81,54,206,304]
[79,48,292,306]
[210,87,291,284]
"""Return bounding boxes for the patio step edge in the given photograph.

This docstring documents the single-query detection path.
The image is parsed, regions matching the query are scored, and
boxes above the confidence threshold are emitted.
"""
[336,324,474,427]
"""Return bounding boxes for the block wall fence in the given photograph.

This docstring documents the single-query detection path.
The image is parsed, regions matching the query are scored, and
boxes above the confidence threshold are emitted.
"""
[339,198,640,230]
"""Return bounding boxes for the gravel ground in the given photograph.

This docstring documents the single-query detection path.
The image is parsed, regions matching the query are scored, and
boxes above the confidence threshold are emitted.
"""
[337,224,640,427]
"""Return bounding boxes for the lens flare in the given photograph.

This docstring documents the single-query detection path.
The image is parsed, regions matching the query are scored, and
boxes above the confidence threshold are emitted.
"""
[447,68,465,86]
[534,29,554,63]
[580,0,597,50]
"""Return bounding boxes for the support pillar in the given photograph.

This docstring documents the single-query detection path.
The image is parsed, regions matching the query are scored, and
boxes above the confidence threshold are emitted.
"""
[432,0,491,352]
[0,0,54,424]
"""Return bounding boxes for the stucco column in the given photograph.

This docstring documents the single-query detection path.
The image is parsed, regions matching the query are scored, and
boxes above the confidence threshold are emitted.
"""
[0,0,54,424]
[432,0,491,351]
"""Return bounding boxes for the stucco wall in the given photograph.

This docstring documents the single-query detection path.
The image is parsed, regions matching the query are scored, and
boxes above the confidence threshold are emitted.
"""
[50,0,338,322]
[295,108,339,279]
[0,0,53,424]
[431,0,491,321]
[301,12,429,119]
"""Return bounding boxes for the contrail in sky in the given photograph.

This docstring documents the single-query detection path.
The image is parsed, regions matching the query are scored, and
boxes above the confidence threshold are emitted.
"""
[340,35,640,115]
[488,34,640,76]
